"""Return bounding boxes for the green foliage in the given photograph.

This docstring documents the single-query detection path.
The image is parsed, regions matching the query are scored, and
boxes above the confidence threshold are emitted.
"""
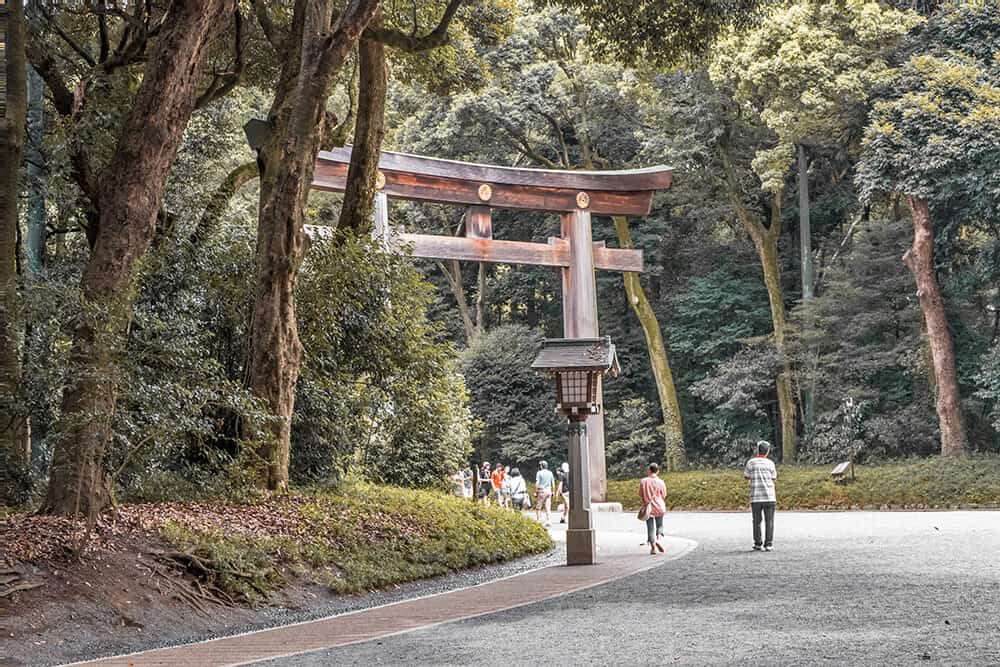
[547,0,761,65]
[975,342,1000,440]
[606,456,1000,510]
[858,1,1000,217]
[459,324,563,466]
[791,217,939,461]
[711,0,922,191]
[605,398,662,477]
[295,235,473,487]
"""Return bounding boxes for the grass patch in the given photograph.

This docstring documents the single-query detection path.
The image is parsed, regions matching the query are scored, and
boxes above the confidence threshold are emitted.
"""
[142,483,551,601]
[607,456,1000,511]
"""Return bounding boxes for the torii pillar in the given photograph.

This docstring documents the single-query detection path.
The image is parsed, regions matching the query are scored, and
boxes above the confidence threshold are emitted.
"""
[309,147,673,502]
[560,209,606,500]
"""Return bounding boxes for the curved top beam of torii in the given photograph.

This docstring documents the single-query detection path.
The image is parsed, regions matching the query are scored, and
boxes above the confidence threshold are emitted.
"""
[309,147,672,505]
[312,146,672,217]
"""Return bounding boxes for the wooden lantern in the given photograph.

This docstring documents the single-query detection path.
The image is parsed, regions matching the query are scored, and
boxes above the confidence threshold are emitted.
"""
[531,337,619,420]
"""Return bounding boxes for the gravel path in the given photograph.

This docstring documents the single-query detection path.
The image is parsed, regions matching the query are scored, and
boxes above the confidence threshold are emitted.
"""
[256,511,1000,666]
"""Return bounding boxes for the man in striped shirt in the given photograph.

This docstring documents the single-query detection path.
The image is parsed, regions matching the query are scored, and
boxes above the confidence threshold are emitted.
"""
[744,440,777,551]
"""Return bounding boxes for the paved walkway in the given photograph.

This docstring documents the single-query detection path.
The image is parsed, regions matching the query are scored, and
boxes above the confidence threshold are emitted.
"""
[267,511,1000,666]
[71,519,695,667]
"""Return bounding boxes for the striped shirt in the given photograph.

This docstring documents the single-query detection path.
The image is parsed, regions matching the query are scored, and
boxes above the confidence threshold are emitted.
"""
[744,456,777,503]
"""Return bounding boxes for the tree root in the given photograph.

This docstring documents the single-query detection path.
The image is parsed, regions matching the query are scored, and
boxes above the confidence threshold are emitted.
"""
[0,580,44,598]
[140,550,261,610]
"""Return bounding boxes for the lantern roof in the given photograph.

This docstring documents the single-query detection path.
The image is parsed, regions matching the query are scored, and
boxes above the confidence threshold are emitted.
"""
[531,337,620,376]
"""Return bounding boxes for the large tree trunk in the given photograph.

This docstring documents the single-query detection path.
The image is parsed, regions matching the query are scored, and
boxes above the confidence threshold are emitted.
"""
[247,0,379,490]
[613,216,685,470]
[0,0,31,501]
[903,196,968,457]
[336,24,387,236]
[756,228,798,462]
[42,0,234,516]
[25,66,46,273]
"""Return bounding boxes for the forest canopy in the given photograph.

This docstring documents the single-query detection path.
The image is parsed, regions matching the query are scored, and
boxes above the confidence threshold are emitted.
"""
[2,0,999,514]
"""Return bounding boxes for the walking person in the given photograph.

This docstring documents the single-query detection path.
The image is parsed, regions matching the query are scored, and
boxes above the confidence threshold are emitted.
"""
[556,462,570,524]
[535,461,555,527]
[478,463,492,505]
[491,463,507,508]
[744,440,778,551]
[638,463,667,555]
[508,467,529,510]
[462,465,474,499]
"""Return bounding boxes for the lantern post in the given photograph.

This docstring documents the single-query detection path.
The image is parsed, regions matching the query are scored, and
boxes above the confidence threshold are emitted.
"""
[532,337,619,565]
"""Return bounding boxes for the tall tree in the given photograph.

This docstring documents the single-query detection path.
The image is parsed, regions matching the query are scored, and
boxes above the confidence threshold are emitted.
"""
[41,0,236,516]
[246,0,490,489]
[857,1,1000,456]
[245,0,380,490]
[710,0,923,433]
[0,0,31,500]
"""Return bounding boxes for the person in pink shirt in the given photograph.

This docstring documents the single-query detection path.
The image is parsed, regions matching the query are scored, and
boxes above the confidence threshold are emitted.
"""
[638,463,667,555]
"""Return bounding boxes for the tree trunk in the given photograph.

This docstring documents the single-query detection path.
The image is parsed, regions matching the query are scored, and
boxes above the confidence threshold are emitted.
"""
[439,259,476,343]
[720,147,797,461]
[613,216,685,470]
[755,225,797,462]
[475,261,487,332]
[247,0,379,490]
[336,23,387,236]
[26,66,46,273]
[42,0,234,516]
[0,0,31,501]
[797,144,815,431]
[902,196,968,457]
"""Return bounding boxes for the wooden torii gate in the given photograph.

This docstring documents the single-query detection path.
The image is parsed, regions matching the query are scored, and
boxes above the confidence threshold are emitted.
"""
[310,147,673,502]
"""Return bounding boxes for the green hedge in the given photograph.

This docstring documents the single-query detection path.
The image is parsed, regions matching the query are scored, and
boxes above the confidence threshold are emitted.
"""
[607,457,1000,511]
[155,484,552,601]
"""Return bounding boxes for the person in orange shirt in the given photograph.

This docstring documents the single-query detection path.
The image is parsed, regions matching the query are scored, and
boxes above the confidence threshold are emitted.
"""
[491,464,507,508]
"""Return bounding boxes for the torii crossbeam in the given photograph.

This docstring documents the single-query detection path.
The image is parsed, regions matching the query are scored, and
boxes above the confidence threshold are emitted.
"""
[309,147,673,502]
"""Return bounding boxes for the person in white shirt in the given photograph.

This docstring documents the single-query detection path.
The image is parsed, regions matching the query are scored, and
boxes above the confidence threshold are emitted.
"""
[743,440,778,551]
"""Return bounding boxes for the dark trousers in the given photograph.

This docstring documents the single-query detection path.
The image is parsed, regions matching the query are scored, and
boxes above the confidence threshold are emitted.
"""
[751,501,775,547]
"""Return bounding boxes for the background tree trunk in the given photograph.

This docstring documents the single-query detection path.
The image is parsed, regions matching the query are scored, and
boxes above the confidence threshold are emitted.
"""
[903,195,968,457]
[42,0,234,516]
[613,216,686,470]
[757,232,798,462]
[247,0,379,490]
[798,143,815,431]
[0,0,31,501]
[25,66,45,274]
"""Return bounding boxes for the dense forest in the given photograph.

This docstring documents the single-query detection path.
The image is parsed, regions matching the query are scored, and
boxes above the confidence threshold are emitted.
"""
[1,0,998,516]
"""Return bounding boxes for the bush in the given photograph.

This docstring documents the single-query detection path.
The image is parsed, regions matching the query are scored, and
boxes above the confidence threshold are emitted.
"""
[147,484,552,599]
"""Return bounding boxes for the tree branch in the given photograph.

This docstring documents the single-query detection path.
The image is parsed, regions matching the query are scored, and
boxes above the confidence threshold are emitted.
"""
[250,0,282,50]
[195,8,245,109]
[368,0,464,52]
[25,41,76,116]
[37,4,97,67]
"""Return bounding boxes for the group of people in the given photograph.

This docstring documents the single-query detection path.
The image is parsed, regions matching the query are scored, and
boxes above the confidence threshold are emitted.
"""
[450,460,572,528]
[452,440,778,556]
[638,440,778,555]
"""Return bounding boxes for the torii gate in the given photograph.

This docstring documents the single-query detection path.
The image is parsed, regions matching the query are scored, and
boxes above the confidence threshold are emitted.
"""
[309,147,673,502]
